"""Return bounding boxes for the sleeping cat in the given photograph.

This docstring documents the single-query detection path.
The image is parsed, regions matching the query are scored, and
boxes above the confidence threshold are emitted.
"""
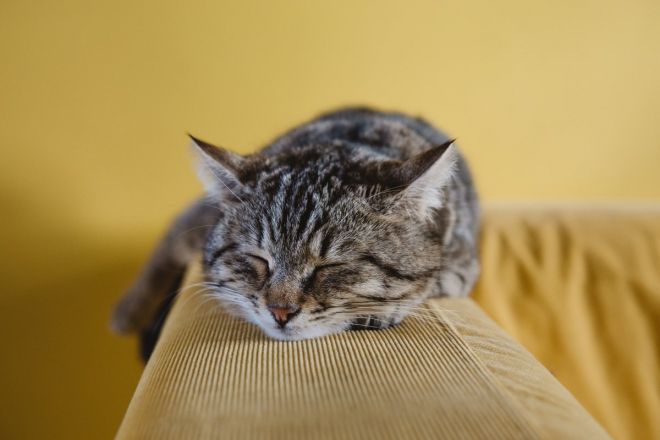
[111,108,479,360]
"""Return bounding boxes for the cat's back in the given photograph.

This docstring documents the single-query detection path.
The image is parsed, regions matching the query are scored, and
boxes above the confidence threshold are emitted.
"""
[262,108,478,239]
[264,107,451,160]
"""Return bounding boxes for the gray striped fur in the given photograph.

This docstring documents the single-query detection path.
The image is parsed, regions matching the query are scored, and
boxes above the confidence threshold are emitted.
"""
[112,108,479,344]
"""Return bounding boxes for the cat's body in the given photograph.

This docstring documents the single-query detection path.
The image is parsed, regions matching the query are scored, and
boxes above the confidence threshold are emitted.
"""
[112,108,479,360]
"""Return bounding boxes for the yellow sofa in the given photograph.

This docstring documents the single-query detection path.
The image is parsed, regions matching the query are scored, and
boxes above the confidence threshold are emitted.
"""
[474,205,660,440]
[116,205,659,439]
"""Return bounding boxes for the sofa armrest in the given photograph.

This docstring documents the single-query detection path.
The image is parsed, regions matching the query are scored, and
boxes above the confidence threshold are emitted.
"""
[116,263,610,439]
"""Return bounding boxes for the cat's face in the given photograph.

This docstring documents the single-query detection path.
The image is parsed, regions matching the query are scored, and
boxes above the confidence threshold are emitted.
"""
[193,137,456,340]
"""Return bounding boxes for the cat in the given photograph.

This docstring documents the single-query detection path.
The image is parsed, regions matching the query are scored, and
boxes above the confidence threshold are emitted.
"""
[111,108,480,360]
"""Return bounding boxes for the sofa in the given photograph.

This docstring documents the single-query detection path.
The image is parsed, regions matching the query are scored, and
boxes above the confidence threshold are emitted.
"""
[116,205,660,439]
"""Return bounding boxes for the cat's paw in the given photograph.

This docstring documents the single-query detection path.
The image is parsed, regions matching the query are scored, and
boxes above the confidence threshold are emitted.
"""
[349,315,401,331]
[110,291,153,335]
[110,300,141,335]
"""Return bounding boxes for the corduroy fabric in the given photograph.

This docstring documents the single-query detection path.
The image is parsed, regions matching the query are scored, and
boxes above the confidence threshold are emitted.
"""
[429,300,611,439]
[116,264,609,439]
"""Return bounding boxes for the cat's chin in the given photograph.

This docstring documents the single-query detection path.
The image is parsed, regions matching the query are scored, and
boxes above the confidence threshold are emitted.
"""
[255,323,347,341]
[251,315,404,341]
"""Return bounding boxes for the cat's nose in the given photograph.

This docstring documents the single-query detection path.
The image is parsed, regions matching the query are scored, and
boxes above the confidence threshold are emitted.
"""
[267,304,301,328]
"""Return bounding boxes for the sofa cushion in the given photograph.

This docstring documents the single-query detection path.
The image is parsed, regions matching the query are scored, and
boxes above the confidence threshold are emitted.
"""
[474,205,660,440]
[116,264,609,439]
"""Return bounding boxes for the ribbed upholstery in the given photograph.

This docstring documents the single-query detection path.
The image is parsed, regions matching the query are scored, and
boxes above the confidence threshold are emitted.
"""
[430,300,610,439]
[116,264,609,439]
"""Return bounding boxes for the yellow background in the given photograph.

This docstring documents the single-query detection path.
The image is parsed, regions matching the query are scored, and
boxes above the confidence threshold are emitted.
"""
[1,0,659,438]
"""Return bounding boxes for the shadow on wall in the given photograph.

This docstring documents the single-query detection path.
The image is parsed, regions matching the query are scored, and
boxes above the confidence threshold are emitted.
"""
[0,193,145,439]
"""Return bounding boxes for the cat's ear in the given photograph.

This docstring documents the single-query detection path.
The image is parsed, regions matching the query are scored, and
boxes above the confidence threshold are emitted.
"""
[189,134,246,199]
[390,140,458,220]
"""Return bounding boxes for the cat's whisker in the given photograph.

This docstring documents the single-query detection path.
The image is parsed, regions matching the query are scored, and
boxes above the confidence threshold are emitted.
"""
[173,288,224,314]
[143,284,220,331]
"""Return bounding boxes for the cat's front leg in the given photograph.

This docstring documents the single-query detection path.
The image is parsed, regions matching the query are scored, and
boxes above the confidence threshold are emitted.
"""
[110,197,220,334]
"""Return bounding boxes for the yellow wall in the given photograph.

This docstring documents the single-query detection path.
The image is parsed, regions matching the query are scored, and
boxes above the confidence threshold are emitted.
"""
[1,0,659,438]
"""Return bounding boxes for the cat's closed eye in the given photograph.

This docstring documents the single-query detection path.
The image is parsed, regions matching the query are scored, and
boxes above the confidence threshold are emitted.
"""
[304,262,347,291]
[245,254,270,284]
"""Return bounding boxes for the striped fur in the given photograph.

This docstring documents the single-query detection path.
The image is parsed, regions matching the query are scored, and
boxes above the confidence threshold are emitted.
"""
[112,108,479,349]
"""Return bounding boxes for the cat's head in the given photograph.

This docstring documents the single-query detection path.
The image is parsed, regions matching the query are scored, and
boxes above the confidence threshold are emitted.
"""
[191,136,457,340]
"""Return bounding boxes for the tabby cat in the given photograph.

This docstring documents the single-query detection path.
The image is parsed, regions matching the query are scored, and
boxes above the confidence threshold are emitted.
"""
[112,108,479,360]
